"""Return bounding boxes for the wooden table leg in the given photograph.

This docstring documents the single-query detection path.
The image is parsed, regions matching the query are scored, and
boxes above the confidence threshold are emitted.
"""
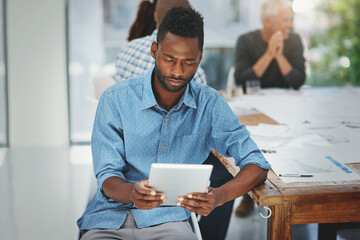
[267,205,292,240]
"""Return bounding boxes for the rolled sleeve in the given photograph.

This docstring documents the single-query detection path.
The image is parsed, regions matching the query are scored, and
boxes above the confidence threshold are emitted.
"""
[209,95,270,170]
[91,90,127,190]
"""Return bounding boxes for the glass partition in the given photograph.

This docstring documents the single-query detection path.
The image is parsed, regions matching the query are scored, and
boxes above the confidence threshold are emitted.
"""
[0,0,8,147]
[67,0,140,143]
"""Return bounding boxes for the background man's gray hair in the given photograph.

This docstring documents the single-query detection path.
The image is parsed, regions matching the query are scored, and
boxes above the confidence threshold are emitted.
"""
[260,0,292,21]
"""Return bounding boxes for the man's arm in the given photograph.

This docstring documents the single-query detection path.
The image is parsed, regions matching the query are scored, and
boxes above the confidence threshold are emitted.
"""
[234,35,258,86]
[103,176,165,209]
[177,94,270,215]
[235,31,283,85]
[253,31,283,78]
[92,92,164,209]
[282,34,306,89]
[177,164,268,216]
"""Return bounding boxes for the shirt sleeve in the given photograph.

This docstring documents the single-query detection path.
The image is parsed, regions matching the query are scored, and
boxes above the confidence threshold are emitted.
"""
[209,94,271,170]
[115,53,126,82]
[193,66,207,85]
[284,34,306,89]
[91,91,127,190]
[234,35,258,87]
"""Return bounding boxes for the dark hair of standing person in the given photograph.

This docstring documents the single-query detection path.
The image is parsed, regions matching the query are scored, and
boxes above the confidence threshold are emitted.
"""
[127,0,158,41]
[157,6,204,50]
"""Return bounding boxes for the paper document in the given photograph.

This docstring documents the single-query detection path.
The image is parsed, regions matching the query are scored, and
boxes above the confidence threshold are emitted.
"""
[283,134,331,148]
[264,149,360,183]
[230,106,259,116]
[246,123,289,137]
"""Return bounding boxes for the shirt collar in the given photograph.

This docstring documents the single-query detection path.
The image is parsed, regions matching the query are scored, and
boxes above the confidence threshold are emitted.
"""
[141,68,158,110]
[174,81,197,111]
[141,67,197,111]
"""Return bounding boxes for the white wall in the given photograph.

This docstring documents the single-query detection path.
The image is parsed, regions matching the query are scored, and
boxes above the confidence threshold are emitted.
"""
[7,0,68,147]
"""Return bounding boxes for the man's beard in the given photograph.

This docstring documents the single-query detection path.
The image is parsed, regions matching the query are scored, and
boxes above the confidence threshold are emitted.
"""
[154,62,195,92]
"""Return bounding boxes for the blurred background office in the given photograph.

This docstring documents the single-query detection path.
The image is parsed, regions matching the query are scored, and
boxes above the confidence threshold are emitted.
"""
[1,0,359,239]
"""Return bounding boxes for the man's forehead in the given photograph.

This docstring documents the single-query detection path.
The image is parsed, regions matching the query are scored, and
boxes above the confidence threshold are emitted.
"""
[158,32,200,52]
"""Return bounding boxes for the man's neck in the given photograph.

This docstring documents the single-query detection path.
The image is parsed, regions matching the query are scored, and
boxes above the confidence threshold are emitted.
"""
[152,75,185,111]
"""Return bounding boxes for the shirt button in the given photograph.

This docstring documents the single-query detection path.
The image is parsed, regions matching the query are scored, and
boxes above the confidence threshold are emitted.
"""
[165,118,169,123]
[161,146,165,150]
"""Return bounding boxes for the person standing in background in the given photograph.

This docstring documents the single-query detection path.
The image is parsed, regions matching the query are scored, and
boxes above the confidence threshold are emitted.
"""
[234,0,305,92]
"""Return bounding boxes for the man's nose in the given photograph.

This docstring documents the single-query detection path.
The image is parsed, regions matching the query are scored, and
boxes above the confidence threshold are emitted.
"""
[170,62,184,78]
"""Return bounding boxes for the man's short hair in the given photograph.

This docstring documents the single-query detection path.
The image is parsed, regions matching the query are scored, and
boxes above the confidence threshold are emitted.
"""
[260,0,292,20]
[157,6,204,50]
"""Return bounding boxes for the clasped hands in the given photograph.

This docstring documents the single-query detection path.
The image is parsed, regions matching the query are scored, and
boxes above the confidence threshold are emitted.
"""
[267,30,285,59]
[130,179,220,216]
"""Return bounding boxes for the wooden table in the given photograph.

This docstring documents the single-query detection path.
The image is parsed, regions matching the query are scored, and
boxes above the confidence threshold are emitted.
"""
[251,166,360,240]
[214,110,360,240]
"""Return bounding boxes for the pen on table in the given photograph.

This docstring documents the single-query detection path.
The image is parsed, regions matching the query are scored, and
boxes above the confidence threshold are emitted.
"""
[279,174,313,177]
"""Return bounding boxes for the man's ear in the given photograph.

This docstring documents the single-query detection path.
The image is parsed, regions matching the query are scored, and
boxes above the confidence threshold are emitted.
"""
[151,41,157,59]
[199,49,203,63]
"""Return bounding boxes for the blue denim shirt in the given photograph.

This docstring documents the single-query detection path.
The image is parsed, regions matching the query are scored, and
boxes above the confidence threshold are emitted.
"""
[77,68,270,230]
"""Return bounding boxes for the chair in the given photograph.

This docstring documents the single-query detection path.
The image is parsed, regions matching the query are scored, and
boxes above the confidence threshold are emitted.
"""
[91,75,116,100]
[226,66,236,97]
[87,75,116,111]
[191,212,203,240]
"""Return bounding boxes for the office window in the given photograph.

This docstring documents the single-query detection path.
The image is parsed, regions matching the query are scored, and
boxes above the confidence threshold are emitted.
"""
[0,0,8,147]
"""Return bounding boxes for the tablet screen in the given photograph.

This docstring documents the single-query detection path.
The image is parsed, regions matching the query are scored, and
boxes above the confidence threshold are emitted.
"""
[148,163,213,205]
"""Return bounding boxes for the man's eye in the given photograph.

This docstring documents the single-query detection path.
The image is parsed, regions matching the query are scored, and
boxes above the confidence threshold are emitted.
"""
[165,59,173,62]
[184,62,194,66]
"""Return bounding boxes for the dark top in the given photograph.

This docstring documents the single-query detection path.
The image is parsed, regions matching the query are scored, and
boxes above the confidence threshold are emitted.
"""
[234,30,306,90]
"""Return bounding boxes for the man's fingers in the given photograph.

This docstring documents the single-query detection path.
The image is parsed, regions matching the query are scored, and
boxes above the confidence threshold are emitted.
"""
[135,199,166,209]
[134,180,157,196]
[187,193,210,201]
[142,193,166,201]
[176,201,211,216]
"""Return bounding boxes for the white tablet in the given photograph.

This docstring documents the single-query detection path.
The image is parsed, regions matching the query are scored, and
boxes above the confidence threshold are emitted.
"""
[148,163,213,206]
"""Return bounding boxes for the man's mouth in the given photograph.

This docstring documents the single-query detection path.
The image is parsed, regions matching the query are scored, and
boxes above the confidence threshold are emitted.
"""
[167,78,185,87]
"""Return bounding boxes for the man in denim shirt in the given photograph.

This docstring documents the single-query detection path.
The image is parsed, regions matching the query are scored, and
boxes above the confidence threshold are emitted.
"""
[78,7,270,240]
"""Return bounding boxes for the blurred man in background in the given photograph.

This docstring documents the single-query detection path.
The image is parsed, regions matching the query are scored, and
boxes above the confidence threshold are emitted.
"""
[235,0,305,93]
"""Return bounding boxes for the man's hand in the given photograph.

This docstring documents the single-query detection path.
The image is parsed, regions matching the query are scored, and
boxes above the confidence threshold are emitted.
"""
[266,31,284,59]
[130,179,166,209]
[176,187,222,216]
[274,32,284,59]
